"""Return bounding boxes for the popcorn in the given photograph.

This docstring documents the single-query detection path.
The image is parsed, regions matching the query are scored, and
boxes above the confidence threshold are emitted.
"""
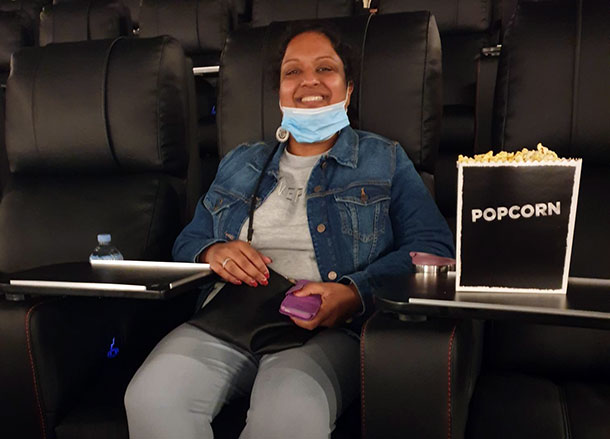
[457,143,564,164]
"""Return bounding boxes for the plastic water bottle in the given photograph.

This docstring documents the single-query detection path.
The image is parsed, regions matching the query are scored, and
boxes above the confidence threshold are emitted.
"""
[89,234,124,261]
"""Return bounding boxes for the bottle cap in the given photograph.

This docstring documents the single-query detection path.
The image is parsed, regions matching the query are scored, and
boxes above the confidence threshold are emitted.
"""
[97,233,112,244]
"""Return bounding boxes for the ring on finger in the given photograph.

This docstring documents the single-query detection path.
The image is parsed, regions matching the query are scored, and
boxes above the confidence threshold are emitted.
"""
[221,257,232,269]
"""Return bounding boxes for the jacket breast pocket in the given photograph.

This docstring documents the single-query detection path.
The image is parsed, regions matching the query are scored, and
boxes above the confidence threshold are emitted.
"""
[203,189,243,237]
[334,183,391,266]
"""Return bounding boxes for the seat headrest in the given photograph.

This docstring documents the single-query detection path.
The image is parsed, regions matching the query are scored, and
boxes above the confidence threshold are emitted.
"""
[251,0,355,28]
[120,0,140,27]
[377,0,493,33]
[6,36,191,176]
[219,12,442,174]
[0,10,34,74]
[139,0,232,56]
[39,0,132,46]
[53,0,141,27]
[493,0,610,164]
[0,0,49,23]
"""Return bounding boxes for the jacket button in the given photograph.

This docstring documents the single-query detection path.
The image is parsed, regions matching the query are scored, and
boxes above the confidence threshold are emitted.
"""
[316,224,326,233]
[314,185,322,193]
[327,271,337,281]
[321,161,327,169]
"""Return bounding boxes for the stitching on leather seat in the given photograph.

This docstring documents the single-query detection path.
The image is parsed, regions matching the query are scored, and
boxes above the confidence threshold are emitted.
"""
[25,300,51,439]
[447,325,457,439]
[360,314,374,439]
[558,384,572,439]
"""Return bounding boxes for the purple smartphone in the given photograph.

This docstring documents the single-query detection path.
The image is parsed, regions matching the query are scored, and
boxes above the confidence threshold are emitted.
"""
[279,280,321,321]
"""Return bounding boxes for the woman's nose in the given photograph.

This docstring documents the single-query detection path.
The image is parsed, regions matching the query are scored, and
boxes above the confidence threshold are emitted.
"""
[300,69,320,86]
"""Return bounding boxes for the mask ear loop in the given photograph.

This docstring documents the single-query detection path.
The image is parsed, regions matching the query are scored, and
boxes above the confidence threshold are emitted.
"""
[344,84,353,111]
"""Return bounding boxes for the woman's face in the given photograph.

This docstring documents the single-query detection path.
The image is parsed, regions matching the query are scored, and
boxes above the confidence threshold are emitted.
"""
[279,31,352,109]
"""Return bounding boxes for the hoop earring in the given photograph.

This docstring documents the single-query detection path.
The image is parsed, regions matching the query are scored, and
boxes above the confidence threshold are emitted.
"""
[276,127,290,142]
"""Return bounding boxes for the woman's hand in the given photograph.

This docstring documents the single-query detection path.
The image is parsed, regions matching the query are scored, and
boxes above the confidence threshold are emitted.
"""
[200,241,272,287]
[290,282,362,330]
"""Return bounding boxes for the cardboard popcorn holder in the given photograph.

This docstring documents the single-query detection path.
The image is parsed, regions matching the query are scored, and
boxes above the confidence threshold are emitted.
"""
[456,160,582,294]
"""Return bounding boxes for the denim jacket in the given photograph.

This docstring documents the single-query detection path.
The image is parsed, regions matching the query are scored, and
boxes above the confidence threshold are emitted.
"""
[173,126,455,316]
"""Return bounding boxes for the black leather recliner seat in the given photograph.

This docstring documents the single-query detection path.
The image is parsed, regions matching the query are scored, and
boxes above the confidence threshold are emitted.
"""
[0,9,36,198]
[249,0,357,28]
[139,0,233,67]
[374,0,501,234]
[0,35,199,439]
[0,9,35,84]
[139,0,239,196]
[362,1,610,438]
[53,0,141,31]
[468,1,610,436]
[0,0,50,40]
[39,0,133,46]
[492,0,609,279]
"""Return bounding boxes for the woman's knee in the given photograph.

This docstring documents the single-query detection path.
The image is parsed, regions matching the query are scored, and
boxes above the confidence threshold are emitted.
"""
[124,355,182,413]
[245,369,333,438]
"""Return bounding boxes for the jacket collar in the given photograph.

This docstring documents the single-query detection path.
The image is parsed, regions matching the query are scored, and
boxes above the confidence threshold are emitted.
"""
[327,126,359,169]
[260,126,359,178]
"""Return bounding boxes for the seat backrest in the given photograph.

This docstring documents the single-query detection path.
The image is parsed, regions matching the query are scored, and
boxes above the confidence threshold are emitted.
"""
[492,0,610,278]
[231,0,252,25]
[376,0,493,32]
[376,0,499,234]
[39,0,132,45]
[53,0,140,29]
[250,0,356,28]
[0,10,35,199]
[0,36,196,272]
[0,88,6,200]
[139,0,233,66]
[0,10,35,82]
[219,12,443,183]
[0,0,49,22]
[0,0,50,41]
[139,0,230,198]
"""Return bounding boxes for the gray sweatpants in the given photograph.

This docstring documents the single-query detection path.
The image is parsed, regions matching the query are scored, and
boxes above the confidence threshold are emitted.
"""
[124,323,359,439]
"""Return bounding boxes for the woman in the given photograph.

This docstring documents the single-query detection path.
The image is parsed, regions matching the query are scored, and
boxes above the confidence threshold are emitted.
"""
[125,22,454,439]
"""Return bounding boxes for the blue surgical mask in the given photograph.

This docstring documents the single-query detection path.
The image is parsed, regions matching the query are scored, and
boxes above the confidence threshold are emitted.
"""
[277,98,350,144]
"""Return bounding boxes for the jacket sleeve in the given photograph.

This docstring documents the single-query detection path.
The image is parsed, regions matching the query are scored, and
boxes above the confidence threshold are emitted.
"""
[172,196,227,262]
[172,146,248,262]
[339,145,455,315]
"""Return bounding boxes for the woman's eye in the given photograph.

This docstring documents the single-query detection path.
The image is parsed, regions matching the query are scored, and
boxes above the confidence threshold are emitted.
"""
[317,66,333,73]
[284,69,299,76]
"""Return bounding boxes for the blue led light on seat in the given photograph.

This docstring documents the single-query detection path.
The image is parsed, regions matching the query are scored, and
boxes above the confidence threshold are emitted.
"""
[107,337,119,358]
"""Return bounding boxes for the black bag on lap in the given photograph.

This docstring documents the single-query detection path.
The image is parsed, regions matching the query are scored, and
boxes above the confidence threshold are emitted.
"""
[188,269,320,355]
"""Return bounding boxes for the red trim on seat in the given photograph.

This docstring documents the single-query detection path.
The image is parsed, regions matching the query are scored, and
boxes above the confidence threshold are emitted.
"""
[25,301,52,439]
[447,325,457,439]
[360,314,374,439]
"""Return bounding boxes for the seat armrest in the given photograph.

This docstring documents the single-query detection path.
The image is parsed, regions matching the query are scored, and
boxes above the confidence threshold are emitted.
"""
[0,297,117,438]
[361,311,483,439]
[0,292,199,439]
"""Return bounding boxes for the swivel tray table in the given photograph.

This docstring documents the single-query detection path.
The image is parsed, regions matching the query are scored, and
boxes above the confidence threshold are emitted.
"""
[377,273,610,330]
[0,260,212,300]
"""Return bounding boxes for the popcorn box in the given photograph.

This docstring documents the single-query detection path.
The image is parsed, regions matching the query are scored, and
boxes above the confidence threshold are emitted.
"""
[456,159,582,293]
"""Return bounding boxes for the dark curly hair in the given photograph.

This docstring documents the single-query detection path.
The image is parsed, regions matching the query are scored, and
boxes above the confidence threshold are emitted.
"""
[270,21,357,90]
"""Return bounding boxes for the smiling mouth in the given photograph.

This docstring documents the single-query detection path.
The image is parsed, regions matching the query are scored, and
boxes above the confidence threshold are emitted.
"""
[300,95,324,103]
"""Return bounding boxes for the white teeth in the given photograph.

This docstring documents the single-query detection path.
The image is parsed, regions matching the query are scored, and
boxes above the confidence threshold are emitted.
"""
[301,96,323,102]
